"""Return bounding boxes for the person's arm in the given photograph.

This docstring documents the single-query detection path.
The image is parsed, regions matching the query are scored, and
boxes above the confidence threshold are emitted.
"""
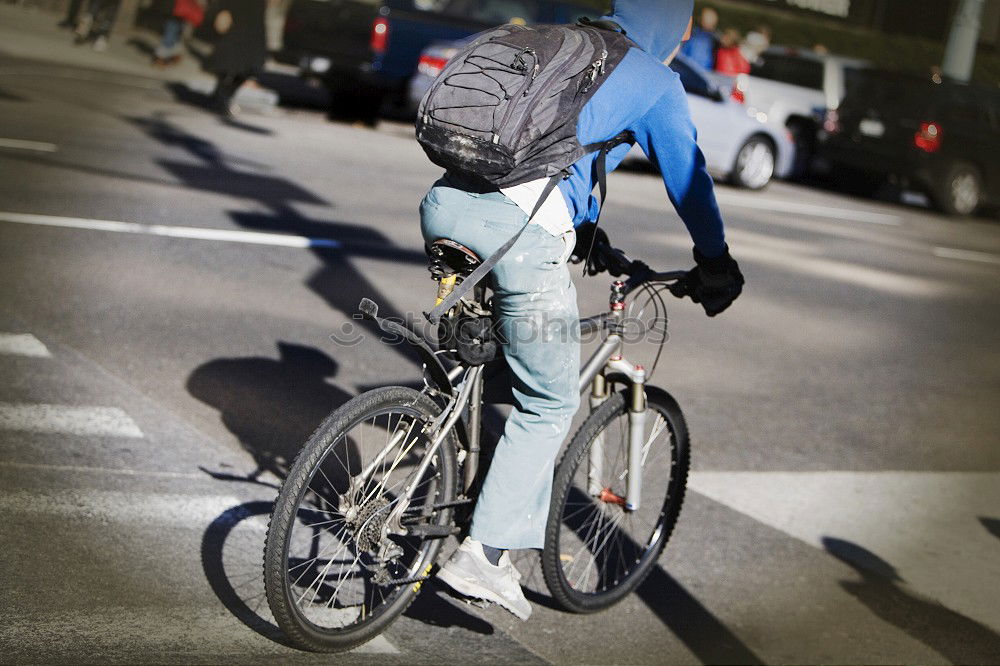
[630,83,727,258]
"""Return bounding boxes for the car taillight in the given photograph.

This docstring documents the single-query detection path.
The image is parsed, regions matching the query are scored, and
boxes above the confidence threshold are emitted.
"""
[418,54,449,78]
[730,74,748,105]
[371,17,390,54]
[914,122,941,153]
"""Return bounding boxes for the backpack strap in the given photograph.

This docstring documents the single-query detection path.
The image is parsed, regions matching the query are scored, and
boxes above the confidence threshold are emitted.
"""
[577,16,627,36]
[577,130,634,273]
[423,131,635,326]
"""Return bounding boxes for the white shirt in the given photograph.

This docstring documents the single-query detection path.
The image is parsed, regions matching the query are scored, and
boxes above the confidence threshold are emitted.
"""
[501,178,574,237]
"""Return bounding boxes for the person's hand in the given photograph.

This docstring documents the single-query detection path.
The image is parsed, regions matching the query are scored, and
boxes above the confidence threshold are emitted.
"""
[683,245,744,316]
[571,223,611,276]
[571,224,632,276]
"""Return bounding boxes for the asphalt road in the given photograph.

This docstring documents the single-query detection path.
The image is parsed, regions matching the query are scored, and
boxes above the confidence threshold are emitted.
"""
[1,33,999,665]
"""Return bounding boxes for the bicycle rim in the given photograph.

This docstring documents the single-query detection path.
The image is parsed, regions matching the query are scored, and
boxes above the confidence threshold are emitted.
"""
[547,389,688,610]
[265,388,456,649]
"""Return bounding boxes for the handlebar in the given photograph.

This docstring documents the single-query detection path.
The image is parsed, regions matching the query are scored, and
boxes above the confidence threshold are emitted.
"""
[590,241,689,298]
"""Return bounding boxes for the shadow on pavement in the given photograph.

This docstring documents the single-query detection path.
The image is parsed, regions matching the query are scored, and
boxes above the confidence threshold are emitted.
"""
[979,516,1000,540]
[0,86,27,102]
[200,500,294,647]
[558,486,763,665]
[823,536,1000,664]
[187,342,353,481]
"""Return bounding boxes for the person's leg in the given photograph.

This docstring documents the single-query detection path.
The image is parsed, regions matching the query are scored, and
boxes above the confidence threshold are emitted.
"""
[155,17,184,61]
[59,0,85,28]
[419,179,580,551]
[90,0,121,38]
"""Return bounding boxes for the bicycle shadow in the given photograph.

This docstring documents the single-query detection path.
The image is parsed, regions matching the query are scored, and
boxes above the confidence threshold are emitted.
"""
[200,499,495,648]
[530,486,764,665]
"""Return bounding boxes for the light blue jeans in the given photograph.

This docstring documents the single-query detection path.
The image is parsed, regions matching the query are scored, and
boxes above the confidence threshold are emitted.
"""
[420,176,580,549]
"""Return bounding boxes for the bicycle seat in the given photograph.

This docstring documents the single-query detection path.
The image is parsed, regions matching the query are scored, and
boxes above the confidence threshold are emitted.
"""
[427,239,483,277]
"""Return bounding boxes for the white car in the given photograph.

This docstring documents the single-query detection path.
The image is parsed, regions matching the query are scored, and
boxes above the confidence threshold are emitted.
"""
[629,54,795,189]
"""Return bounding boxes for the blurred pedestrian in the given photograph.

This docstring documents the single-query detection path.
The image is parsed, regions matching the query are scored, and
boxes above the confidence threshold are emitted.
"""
[715,28,750,76]
[680,6,719,70]
[153,0,205,67]
[57,0,85,29]
[73,0,122,52]
[204,0,269,116]
[740,25,771,65]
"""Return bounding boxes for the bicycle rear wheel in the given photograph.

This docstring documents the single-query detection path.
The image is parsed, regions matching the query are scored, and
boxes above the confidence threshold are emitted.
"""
[542,386,689,613]
[264,386,457,652]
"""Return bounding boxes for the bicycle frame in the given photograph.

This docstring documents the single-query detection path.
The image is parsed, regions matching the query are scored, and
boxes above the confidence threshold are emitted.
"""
[355,274,659,540]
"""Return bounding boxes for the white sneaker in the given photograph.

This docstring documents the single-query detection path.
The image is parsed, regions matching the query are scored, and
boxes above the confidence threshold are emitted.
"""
[436,537,532,621]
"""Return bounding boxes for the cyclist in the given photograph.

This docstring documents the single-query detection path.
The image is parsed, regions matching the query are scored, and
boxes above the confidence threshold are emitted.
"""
[424,0,744,620]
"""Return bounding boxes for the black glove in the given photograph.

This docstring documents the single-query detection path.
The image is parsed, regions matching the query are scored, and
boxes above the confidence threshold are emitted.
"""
[571,224,627,276]
[683,245,744,317]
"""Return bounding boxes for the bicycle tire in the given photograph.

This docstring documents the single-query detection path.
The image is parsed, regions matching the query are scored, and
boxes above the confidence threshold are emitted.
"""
[264,386,458,652]
[542,386,689,613]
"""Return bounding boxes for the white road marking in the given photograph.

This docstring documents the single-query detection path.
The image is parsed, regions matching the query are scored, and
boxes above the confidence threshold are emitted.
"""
[641,232,946,297]
[689,471,1000,632]
[712,191,903,225]
[0,332,51,357]
[933,247,1000,265]
[0,402,144,438]
[0,137,58,153]
[0,460,205,479]
[0,211,341,249]
[3,608,400,656]
[0,489,245,526]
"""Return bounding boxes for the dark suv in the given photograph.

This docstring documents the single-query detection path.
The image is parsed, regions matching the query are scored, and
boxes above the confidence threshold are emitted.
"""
[819,71,1000,216]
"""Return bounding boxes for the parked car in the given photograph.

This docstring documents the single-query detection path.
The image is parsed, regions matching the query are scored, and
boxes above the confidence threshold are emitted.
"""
[720,47,868,176]
[278,0,596,121]
[819,71,1000,216]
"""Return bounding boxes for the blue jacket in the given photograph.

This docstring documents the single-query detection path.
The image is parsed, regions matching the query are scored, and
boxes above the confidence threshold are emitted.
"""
[562,0,727,258]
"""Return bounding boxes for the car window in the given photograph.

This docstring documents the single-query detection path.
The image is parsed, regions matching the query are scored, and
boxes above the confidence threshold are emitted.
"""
[751,54,823,90]
[441,0,540,23]
[843,66,866,96]
[669,58,716,100]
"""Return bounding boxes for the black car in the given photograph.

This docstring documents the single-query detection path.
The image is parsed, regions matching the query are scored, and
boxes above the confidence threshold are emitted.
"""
[819,71,1000,216]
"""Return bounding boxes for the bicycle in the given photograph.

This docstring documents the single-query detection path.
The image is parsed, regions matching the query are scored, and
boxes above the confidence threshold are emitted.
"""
[263,238,692,652]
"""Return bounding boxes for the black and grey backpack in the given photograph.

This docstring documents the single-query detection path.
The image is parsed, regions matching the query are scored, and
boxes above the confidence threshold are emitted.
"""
[417,19,635,322]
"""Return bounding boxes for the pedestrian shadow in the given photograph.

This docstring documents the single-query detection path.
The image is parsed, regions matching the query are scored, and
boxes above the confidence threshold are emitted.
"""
[823,536,1000,664]
[187,341,354,480]
[979,516,1000,540]
[0,86,27,102]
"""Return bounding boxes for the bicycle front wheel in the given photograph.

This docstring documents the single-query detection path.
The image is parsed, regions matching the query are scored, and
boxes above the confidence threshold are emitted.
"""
[542,386,689,613]
[264,386,458,652]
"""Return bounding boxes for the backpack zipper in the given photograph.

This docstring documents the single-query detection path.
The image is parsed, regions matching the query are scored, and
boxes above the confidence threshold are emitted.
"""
[499,28,590,147]
[493,47,539,144]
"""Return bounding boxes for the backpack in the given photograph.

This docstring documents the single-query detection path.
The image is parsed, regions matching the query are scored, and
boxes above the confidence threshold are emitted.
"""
[417,19,635,325]
[416,20,632,188]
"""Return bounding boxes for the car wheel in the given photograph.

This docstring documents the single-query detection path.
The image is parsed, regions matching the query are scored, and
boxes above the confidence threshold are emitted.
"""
[935,162,982,217]
[731,136,775,190]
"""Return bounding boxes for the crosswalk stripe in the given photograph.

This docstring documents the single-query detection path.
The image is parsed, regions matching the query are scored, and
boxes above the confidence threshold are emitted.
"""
[688,471,1000,632]
[2,608,400,656]
[0,402,144,438]
[0,490,247,527]
[0,332,51,357]
[933,247,1000,265]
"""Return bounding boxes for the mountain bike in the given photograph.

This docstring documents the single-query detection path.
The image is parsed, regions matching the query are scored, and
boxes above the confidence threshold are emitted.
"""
[263,239,691,652]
